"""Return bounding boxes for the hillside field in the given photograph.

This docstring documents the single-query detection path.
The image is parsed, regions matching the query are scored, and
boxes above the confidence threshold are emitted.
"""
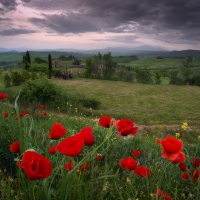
[51,78,200,126]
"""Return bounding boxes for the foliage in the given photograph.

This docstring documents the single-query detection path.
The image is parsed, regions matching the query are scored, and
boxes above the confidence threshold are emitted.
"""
[21,69,31,83]
[179,56,193,84]
[48,54,52,79]
[188,75,200,86]
[34,57,47,64]
[116,69,134,82]
[29,63,47,73]
[135,67,153,84]
[20,78,61,104]
[169,69,184,85]
[22,50,31,70]
[72,58,80,65]
[84,58,93,78]
[84,52,116,80]
[3,73,11,87]
[154,70,162,84]
[10,70,23,86]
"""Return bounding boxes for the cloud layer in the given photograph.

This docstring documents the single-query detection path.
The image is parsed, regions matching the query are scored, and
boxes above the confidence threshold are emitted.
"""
[0,0,200,49]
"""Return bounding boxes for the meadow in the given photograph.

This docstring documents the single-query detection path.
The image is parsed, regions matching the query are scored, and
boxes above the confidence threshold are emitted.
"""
[1,89,200,200]
[116,57,200,69]
[1,52,200,199]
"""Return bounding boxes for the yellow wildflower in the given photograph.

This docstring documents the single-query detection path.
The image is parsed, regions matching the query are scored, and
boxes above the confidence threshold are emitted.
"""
[175,132,180,138]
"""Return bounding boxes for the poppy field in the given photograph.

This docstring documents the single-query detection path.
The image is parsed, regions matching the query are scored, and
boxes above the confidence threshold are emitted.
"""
[1,92,200,200]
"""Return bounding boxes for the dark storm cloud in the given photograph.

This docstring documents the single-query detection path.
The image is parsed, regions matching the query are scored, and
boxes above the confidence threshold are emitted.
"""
[0,28,37,36]
[0,0,18,13]
[0,17,10,21]
[28,13,112,34]
[24,0,200,44]
[21,0,32,3]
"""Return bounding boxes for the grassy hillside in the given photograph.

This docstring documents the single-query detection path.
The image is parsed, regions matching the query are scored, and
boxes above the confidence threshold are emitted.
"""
[51,78,200,125]
[116,57,200,69]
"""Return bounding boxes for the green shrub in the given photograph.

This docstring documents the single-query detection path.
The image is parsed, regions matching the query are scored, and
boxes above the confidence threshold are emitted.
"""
[10,70,23,86]
[21,69,31,82]
[30,71,38,80]
[135,67,153,84]
[29,63,47,73]
[20,78,61,104]
[154,70,162,84]
[33,57,47,64]
[3,73,11,87]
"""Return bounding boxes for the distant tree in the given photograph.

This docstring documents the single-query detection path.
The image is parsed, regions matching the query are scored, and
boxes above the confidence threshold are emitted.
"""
[181,56,193,84]
[84,58,93,78]
[23,51,31,70]
[169,69,184,85]
[26,50,31,65]
[72,58,80,65]
[135,67,153,84]
[154,71,162,84]
[48,54,52,79]
[34,57,47,64]
[102,52,116,80]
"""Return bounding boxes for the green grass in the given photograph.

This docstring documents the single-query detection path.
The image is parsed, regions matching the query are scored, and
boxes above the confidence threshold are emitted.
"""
[50,78,200,125]
[1,73,200,126]
[117,57,200,69]
[0,99,200,199]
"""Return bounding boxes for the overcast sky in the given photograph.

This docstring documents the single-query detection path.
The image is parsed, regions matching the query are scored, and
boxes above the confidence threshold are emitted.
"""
[0,0,200,51]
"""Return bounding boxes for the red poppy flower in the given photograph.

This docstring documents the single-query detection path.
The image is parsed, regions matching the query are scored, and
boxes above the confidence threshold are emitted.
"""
[15,117,18,120]
[119,157,138,170]
[0,93,8,99]
[39,104,44,109]
[64,161,73,171]
[76,126,95,146]
[191,169,200,183]
[171,152,186,164]
[35,113,38,117]
[116,119,138,137]
[23,110,29,115]
[193,157,200,167]
[179,163,187,171]
[3,112,8,118]
[43,111,47,115]
[56,135,84,157]
[10,141,20,153]
[49,146,56,154]
[157,188,172,200]
[157,136,183,161]
[49,123,67,140]
[16,151,52,180]
[99,116,114,128]
[132,149,140,157]
[57,119,61,123]
[19,112,24,117]
[182,172,190,181]
[142,150,146,154]
[157,188,163,197]
[134,166,151,178]
[81,163,89,171]
[96,154,102,161]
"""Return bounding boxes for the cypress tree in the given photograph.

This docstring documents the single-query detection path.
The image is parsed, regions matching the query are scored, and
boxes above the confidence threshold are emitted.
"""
[26,50,31,65]
[48,54,52,79]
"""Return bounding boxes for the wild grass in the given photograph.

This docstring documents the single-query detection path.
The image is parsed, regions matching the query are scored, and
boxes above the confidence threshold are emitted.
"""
[0,98,200,200]
[51,78,200,126]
